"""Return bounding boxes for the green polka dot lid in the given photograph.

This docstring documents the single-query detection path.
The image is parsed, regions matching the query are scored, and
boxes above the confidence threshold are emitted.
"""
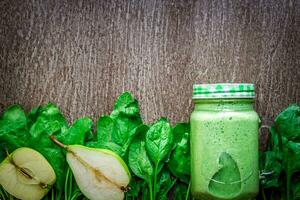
[193,83,255,99]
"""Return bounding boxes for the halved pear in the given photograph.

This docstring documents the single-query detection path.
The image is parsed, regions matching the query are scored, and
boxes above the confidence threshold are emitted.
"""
[0,147,56,200]
[51,136,131,200]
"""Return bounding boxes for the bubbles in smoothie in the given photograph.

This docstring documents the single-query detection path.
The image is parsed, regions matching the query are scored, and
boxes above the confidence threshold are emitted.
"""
[208,152,241,198]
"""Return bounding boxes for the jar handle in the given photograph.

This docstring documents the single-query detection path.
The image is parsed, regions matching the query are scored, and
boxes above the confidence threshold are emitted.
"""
[258,117,274,180]
[259,117,273,152]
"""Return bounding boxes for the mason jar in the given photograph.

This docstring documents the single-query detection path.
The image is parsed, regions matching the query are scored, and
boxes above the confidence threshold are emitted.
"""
[190,83,259,200]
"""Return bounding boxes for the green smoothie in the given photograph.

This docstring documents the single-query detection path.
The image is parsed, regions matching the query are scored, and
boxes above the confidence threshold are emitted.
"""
[190,84,259,200]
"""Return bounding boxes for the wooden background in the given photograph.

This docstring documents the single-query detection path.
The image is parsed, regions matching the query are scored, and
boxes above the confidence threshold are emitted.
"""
[0,0,299,126]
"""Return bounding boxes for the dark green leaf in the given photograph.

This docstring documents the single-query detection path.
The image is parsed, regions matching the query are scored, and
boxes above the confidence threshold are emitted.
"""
[94,93,143,158]
[126,177,144,198]
[168,131,190,183]
[121,124,149,158]
[173,183,189,200]
[58,117,93,145]
[156,169,175,200]
[283,141,300,199]
[0,150,4,163]
[145,118,173,172]
[275,104,300,142]
[0,133,25,153]
[129,132,153,182]
[99,142,123,156]
[111,92,140,118]
[29,103,67,139]
[0,105,27,132]
[96,116,114,144]
[141,181,150,200]
[260,151,283,188]
[85,138,124,157]
[173,123,190,146]
[27,106,41,128]
[0,105,31,152]
[28,103,67,190]
[112,116,142,146]
[294,183,300,200]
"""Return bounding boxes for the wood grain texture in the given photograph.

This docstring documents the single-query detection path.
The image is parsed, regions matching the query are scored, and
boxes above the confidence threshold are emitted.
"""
[0,0,299,126]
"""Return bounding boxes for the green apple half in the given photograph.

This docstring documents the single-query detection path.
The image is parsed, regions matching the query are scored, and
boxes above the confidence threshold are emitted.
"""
[0,147,56,200]
[51,136,131,200]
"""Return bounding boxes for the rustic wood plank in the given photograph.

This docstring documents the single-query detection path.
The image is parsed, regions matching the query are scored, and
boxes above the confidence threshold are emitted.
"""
[0,0,299,126]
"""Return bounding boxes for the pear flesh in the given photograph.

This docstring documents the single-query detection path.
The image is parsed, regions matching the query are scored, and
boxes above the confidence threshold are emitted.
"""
[66,145,131,200]
[0,147,56,200]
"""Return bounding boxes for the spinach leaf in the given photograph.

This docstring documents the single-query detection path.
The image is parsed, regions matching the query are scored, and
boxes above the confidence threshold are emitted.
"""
[110,92,142,148]
[92,92,142,158]
[0,104,68,191]
[0,105,31,152]
[0,132,26,153]
[121,124,149,158]
[173,182,190,200]
[58,117,93,145]
[29,103,68,143]
[90,117,144,158]
[168,131,190,184]
[87,115,123,154]
[27,106,41,128]
[141,182,150,200]
[145,118,173,172]
[260,151,282,188]
[126,177,144,199]
[0,105,27,132]
[173,123,190,146]
[87,141,123,156]
[96,116,114,144]
[112,116,142,146]
[156,169,176,200]
[294,182,300,200]
[128,131,153,182]
[111,92,140,118]
[283,141,300,200]
[145,118,173,199]
[261,104,300,200]
[28,103,68,190]
[275,104,300,142]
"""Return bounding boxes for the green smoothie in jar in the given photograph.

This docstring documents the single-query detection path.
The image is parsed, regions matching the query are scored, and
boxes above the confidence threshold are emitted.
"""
[190,83,259,200]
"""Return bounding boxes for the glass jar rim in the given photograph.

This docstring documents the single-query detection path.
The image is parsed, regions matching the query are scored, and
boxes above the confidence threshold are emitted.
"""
[193,83,255,99]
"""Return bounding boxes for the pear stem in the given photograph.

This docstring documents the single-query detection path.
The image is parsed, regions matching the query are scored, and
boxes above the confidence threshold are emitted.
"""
[49,135,66,149]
